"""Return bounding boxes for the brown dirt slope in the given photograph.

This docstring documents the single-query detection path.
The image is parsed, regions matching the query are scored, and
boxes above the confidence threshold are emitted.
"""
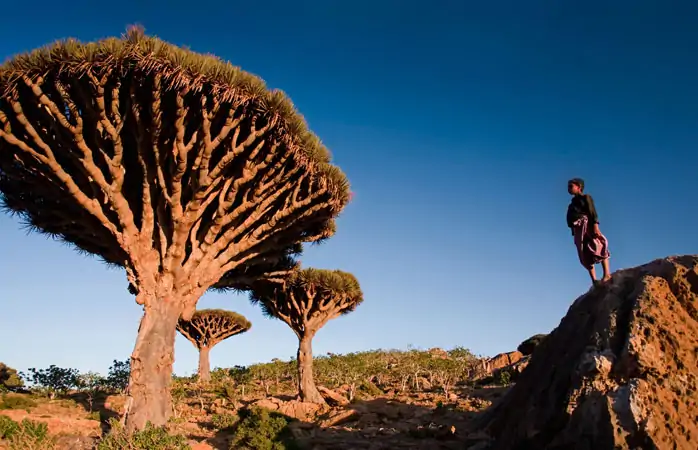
[480,255,698,450]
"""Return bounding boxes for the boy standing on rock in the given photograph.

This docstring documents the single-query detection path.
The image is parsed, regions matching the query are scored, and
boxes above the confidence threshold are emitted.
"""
[566,178,611,285]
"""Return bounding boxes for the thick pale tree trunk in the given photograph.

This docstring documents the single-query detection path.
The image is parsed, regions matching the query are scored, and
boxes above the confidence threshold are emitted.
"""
[297,334,325,404]
[198,347,211,383]
[123,299,182,431]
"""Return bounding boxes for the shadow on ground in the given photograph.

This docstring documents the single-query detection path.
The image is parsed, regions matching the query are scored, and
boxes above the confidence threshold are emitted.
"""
[204,386,506,450]
[69,392,120,434]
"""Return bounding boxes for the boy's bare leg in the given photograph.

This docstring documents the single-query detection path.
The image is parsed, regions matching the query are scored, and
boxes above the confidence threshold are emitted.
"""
[601,258,611,282]
[588,266,597,285]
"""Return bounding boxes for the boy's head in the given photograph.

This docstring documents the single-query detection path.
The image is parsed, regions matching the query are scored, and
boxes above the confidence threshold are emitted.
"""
[567,178,584,195]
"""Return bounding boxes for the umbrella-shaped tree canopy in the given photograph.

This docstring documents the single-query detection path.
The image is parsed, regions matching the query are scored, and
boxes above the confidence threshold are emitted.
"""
[177,309,251,382]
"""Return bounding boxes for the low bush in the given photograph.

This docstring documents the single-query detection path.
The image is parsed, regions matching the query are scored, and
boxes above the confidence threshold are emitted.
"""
[0,394,37,411]
[0,415,19,439]
[495,369,512,386]
[211,412,238,430]
[229,407,299,450]
[0,417,56,450]
[97,419,190,450]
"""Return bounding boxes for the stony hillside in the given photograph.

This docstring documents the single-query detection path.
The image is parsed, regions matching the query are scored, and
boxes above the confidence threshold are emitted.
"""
[479,255,698,450]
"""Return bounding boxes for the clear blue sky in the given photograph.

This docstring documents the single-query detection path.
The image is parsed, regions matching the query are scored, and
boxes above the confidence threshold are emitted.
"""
[1,0,696,376]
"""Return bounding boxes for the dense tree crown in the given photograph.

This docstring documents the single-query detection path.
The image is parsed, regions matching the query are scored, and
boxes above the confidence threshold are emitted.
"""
[250,268,363,335]
[0,26,350,312]
[0,362,23,390]
[177,309,251,349]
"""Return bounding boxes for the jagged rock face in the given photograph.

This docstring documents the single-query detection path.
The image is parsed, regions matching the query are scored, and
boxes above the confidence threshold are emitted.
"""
[481,255,698,450]
[485,351,524,374]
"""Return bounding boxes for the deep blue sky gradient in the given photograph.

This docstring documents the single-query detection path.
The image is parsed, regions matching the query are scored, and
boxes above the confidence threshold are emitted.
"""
[1,0,696,375]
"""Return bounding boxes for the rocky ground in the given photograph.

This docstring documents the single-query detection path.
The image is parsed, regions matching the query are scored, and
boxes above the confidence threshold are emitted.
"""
[0,383,507,449]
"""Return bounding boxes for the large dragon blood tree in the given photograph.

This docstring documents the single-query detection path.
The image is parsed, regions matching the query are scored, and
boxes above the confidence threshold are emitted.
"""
[0,27,350,429]
[177,309,251,382]
[249,268,363,404]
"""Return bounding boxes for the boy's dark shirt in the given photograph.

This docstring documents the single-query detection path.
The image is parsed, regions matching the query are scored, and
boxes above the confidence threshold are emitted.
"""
[567,194,599,233]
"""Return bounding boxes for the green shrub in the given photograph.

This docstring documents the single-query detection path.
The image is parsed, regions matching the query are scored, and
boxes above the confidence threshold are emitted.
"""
[211,412,238,430]
[0,415,19,439]
[229,407,299,450]
[359,380,383,397]
[495,369,512,386]
[0,394,37,411]
[0,418,55,449]
[0,363,23,391]
[97,419,190,450]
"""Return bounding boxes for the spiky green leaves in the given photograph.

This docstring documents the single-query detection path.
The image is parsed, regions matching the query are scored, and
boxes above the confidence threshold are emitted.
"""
[0,26,348,195]
[176,309,251,349]
[250,268,363,337]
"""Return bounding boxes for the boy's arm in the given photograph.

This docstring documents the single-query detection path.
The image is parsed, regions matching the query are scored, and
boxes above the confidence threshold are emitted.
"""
[586,195,602,235]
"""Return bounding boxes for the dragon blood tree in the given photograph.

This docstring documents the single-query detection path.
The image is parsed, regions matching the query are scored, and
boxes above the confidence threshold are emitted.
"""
[249,268,363,404]
[177,309,251,382]
[0,27,350,429]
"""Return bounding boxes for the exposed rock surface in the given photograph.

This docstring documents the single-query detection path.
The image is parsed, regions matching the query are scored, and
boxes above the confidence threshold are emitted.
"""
[318,385,350,405]
[249,397,324,420]
[480,255,698,450]
[485,351,524,374]
[516,333,548,356]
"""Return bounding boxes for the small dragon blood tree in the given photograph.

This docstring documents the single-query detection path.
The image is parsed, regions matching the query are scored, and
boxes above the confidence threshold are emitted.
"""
[176,309,251,382]
[0,27,350,429]
[250,268,363,404]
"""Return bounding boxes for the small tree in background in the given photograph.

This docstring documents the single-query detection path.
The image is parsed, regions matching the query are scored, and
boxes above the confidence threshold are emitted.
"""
[0,27,350,429]
[23,365,79,399]
[104,359,130,393]
[176,309,251,382]
[250,268,363,404]
[76,371,106,413]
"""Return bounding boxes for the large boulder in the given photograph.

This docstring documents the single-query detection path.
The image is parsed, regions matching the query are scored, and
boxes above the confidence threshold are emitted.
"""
[480,255,698,450]
[516,333,548,356]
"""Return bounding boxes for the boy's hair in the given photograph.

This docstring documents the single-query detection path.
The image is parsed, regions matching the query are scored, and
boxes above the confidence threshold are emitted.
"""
[568,178,585,191]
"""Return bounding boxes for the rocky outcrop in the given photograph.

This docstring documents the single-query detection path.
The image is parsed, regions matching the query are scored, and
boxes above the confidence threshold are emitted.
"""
[516,333,547,356]
[317,386,349,406]
[249,397,324,420]
[428,347,450,359]
[484,351,524,374]
[480,255,698,450]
